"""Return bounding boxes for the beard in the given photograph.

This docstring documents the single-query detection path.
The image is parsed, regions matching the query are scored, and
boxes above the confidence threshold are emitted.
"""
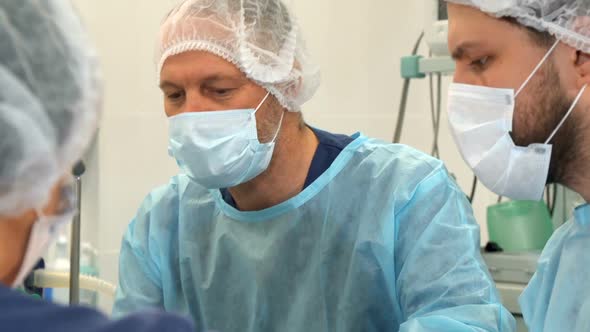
[511,58,582,185]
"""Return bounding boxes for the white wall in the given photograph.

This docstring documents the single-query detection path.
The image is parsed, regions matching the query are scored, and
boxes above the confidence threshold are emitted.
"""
[71,0,497,312]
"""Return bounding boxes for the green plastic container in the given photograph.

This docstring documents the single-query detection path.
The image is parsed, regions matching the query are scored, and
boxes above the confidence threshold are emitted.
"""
[487,200,554,253]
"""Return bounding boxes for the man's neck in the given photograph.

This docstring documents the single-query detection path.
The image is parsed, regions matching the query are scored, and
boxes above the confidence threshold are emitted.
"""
[562,113,590,203]
[229,118,319,211]
[563,157,590,203]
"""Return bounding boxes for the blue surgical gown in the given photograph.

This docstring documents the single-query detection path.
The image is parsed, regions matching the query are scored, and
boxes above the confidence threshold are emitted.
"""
[520,203,590,331]
[0,285,193,332]
[113,134,515,332]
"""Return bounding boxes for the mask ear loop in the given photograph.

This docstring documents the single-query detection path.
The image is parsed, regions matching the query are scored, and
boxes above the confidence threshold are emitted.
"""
[33,208,62,236]
[516,40,560,97]
[545,84,588,144]
[269,110,285,143]
[251,91,284,143]
[34,209,46,223]
[34,178,77,228]
[253,92,271,114]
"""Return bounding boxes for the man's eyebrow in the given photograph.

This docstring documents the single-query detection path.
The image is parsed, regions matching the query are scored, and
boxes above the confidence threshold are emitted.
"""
[159,81,181,90]
[201,74,247,84]
[159,74,248,89]
[451,41,483,60]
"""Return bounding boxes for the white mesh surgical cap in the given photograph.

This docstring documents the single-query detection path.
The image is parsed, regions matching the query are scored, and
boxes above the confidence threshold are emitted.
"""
[156,0,320,111]
[0,0,101,217]
[446,0,590,53]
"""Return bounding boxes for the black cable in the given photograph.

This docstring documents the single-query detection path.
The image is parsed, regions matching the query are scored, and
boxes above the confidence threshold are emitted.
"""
[394,81,411,144]
[431,73,442,158]
[550,183,558,216]
[468,176,478,203]
[410,32,424,59]
[429,73,436,130]
[428,49,437,133]
[393,32,425,143]
[545,184,556,215]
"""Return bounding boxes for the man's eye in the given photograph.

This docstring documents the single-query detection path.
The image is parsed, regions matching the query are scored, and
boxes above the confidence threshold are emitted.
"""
[211,88,235,97]
[167,91,184,101]
[470,56,490,71]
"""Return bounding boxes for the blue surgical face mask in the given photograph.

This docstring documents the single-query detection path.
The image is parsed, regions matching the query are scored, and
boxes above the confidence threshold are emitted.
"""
[168,92,284,189]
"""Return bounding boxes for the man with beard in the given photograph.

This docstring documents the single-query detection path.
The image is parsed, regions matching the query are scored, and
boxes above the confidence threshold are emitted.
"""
[445,1,590,331]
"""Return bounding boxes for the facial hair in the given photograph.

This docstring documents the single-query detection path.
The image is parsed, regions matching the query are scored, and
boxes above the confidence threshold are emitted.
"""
[512,58,582,184]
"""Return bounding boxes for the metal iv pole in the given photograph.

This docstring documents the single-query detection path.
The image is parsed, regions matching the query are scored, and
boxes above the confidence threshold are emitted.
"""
[69,161,86,305]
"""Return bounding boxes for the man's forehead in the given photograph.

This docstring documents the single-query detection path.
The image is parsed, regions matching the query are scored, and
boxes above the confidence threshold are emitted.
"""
[448,4,525,52]
[160,51,247,83]
[448,4,502,37]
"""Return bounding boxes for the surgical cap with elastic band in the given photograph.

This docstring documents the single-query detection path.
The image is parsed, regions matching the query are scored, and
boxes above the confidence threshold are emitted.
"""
[446,0,590,53]
[156,0,321,112]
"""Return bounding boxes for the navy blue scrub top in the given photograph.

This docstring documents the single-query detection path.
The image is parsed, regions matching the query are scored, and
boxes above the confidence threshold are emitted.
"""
[221,127,355,208]
[0,285,193,332]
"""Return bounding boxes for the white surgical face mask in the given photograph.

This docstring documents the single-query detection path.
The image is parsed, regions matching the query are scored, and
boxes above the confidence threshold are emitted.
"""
[447,40,588,201]
[168,92,284,189]
[12,181,76,287]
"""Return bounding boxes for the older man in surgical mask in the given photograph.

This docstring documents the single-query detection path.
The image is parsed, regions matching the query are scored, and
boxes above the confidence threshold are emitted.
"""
[0,1,194,331]
[445,0,590,331]
[112,0,516,331]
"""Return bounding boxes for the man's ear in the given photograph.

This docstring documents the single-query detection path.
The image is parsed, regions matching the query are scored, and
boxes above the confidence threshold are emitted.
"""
[575,51,590,88]
[572,16,590,88]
